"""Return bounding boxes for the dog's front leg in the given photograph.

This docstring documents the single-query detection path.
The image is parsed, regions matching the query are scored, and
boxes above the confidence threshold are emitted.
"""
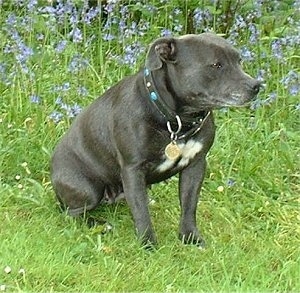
[121,167,157,247]
[178,156,207,247]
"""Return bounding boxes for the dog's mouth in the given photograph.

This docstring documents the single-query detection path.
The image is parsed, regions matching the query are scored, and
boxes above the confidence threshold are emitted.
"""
[222,95,257,108]
[192,94,257,109]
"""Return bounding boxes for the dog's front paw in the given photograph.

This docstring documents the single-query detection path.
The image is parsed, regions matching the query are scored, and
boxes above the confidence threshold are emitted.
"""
[179,230,206,249]
[137,229,157,250]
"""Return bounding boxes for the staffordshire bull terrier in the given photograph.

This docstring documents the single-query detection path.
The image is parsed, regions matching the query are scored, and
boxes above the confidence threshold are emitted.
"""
[51,33,260,247]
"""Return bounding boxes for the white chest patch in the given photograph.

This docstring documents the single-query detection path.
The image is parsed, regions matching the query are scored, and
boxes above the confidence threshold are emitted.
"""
[157,140,203,172]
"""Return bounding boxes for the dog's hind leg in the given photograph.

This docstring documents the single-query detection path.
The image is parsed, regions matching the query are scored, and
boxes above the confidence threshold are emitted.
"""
[52,174,104,217]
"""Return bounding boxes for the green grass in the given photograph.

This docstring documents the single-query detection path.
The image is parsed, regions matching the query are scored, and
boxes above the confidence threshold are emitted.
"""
[0,1,299,292]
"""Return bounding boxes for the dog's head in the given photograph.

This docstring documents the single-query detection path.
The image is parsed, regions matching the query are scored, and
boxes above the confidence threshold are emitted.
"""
[146,33,260,111]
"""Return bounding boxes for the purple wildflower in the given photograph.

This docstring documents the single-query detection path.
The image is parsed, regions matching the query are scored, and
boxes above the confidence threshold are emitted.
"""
[161,29,172,37]
[240,46,255,61]
[174,22,183,33]
[264,93,277,106]
[17,43,34,62]
[77,86,88,96]
[121,42,145,67]
[271,39,283,59]
[281,70,299,95]
[55,40,68,53]
[49,111,64,123]
[249,23,259,44]
[289,84,299,96]
[60,102,82,118]
[68,54,89,73]
[53,82,71,92]
[27,0,38,12]
[227,178,236,187]
[83,6,100,24]
[193,8,212,29]
[250,99,262,110]
[29,95,41,104]
[36,33,44,41]
[250,93,277,110]
[234,15,247,30]
[256,69,266,82]
[69,27,83,43]
[55,97,63,105]
[6,13,17,27]
[103,33,115,41]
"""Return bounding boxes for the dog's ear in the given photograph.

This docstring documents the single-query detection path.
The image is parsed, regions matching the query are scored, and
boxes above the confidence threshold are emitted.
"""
[145,37,177,71]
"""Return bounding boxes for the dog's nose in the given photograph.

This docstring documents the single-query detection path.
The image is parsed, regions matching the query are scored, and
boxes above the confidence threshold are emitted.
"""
[252,80,261,95]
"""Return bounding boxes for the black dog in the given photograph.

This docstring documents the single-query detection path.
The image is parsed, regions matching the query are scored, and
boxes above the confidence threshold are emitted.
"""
[51,33,260,247]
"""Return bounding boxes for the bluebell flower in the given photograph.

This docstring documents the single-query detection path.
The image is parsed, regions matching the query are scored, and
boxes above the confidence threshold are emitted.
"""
[250,99,262,110]
[77,86,88,96]
[227,178,236,187]
[55,97,63,105]
[174,23,183,33]
[27,0,38,12]
[256,69,266,82]
[250,92,277,110]
[60,103,82,118]
[193,8,212,28]
[38,5,56,16]
[69,11,78,26]
[83,6,100,24]
[119,5,128,17]
[70,104,82,117]
[55,40,68,53]
[240,46,255,61]
[161,28,172,37]
[124,22,138,38]
[271,39,283,59]
[36,33,44,41]
[103,33,115,41]
[104,1,117,14]
[49,111,64,123]
[249,23,259,44]
[263,93,277,106]
[143,4,157,14]
[68,54,89,73]
[18,43,34,60]
[54,82,71,92]
[29,95,41,104]
[3,44,13,54]
[69,27,83,43]
[5,13,17,27]
[281,70,299,88]
[0,62,11,85]
[234,15,247,30]
[173,8,181,15]
[289,84,299,96]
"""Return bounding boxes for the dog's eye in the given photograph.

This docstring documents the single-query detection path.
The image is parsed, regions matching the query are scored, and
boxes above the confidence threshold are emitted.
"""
[211,62,222,69]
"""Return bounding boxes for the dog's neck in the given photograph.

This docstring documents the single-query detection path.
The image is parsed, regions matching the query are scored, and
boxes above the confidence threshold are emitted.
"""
[143,67,210,134]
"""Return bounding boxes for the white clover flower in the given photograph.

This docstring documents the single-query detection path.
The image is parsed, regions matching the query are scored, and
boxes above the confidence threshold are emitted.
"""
[4,266,11,274]
[19,268,25,275]
[217,186,224,192]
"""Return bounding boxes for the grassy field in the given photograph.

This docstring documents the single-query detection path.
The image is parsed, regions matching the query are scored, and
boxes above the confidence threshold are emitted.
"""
[0,0,299,292]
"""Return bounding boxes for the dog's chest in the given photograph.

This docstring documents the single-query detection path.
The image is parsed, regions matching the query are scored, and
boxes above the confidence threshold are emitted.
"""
[156,139,203,172]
